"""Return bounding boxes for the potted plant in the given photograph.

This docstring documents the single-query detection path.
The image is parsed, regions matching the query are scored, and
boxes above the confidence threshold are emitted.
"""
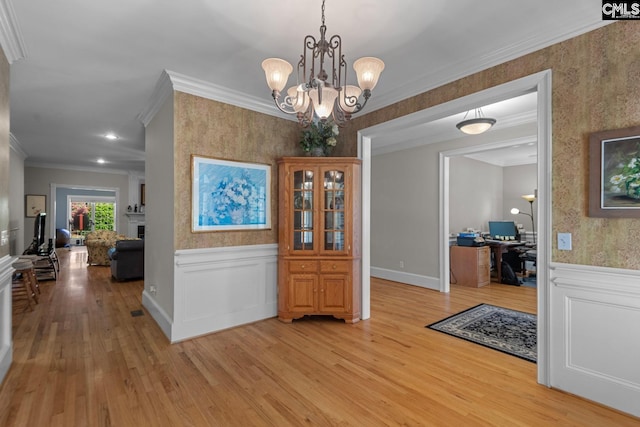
[299,120,339,156]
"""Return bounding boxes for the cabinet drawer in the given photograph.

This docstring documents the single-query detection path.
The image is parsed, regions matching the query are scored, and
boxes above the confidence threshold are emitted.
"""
[288,260,318,273]
[320,260,350,273]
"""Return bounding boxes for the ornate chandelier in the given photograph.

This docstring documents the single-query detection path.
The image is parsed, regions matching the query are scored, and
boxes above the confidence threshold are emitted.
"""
[261,0,384,127]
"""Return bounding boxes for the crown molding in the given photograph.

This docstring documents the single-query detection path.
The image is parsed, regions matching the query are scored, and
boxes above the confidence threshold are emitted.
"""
[139,19,609,129]
[137,70,173,127]
[0,0,26,63]
[24,160,131,176]
[369,20,612,112]
[138,69,292,127]
[9,132,27,158]
[166,70,288,119]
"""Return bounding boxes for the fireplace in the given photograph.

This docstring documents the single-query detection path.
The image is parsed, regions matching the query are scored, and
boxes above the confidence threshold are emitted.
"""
[137,225,145,239]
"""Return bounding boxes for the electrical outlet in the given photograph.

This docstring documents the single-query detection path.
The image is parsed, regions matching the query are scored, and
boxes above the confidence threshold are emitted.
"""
[399,261,404,268]
[149,285,157,294]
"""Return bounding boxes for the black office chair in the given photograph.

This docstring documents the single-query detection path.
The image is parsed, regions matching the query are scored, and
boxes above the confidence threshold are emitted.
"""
[520,248,537,277]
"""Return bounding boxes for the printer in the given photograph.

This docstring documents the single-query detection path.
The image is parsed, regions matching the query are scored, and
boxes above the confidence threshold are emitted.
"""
[456,232,485,247]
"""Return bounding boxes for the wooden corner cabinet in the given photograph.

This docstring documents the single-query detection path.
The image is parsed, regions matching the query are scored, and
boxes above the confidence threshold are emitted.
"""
[277,157,361,323]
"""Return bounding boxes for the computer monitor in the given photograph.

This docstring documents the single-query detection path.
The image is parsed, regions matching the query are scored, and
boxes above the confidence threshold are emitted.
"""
[33,212,46,247]
[488,220,517,240]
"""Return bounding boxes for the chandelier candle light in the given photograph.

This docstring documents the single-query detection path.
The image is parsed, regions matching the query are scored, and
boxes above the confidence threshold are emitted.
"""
[261,0,384,126]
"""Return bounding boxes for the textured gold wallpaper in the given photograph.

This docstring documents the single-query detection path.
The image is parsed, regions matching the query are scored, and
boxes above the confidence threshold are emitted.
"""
[342,22,640,269]
[173,92,301,250]
[174,22,640,269]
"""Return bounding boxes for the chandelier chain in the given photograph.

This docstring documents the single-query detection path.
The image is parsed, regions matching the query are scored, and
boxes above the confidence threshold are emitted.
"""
[321,0,325,26]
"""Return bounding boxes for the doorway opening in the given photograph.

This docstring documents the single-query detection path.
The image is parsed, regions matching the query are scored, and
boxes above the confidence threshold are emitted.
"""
[49,184,119,246]
[68,196,117,244]
[358,70,551,385]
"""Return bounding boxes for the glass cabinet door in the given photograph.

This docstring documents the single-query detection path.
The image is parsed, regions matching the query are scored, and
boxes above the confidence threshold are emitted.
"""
[292,169,315,251]
[322,168,346,252]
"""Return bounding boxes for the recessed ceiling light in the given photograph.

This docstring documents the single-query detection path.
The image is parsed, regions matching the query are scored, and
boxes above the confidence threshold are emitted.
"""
[97,158,106,164]
[105,133,118,140]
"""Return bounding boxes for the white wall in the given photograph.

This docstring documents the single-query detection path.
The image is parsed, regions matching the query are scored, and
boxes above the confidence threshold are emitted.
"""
[449,156,503,234]
[369,130,539,292]
[448,160,537,235]
[142,93,175,323]
[371,145,438,278]
[503,164,537,233]
[9,141,25,255]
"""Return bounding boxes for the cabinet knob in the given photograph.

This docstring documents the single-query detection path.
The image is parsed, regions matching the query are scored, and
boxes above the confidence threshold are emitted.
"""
[332,264,337,270]
[301,264,305,269]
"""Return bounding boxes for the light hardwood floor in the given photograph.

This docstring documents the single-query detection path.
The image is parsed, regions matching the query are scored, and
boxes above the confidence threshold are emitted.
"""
[1,247,638,426]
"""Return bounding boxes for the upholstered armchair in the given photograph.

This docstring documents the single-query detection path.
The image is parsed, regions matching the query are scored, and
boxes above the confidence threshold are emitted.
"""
[109,239,144,281]
[85,230,129,266]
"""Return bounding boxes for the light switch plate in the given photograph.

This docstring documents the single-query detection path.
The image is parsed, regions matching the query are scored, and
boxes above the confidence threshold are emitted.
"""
[558,232,572,250]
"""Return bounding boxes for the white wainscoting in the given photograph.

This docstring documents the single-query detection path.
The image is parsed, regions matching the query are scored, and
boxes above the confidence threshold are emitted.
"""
[371,266,439,290]
[550,262,640,418]
[168,244,278,343]
[0,255,15,385]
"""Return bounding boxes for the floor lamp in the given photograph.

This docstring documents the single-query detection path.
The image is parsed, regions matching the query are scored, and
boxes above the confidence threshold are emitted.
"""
[510,194,536,245]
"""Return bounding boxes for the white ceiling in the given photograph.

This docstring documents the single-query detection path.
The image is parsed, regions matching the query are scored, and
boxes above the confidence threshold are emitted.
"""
[5,1,608,173]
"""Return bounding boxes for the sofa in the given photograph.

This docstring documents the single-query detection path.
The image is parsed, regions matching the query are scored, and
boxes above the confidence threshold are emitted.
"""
[85,230,131,266]
[109,239,144,281]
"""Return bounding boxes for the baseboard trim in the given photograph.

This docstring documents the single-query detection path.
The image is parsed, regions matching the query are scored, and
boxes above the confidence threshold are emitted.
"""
[141,290,173,341]
[0,255,15,385]
[371,267,439,290]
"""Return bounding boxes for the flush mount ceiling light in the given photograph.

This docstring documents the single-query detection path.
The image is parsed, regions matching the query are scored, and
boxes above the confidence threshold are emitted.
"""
[456,107,496,135]
[104,133,118,140]
[261,0,384,127]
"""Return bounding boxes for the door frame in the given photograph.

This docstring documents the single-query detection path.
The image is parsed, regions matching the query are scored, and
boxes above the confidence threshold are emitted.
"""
[358,70,552,386]
[50,183,120,240]
[67,195,118,233]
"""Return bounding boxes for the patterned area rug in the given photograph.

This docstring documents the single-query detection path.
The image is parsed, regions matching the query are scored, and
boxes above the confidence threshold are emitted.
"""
[427,303,537,363]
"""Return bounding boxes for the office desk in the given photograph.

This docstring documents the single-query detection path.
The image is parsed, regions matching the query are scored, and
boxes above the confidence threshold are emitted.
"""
[486,240,526,283]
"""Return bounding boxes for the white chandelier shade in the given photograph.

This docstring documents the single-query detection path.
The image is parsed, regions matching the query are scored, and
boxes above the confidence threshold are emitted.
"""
[308,87,339,121]
[286,86,310,114]
[353,57,385,91]
[261,0,384,126]
[262,58,293,93]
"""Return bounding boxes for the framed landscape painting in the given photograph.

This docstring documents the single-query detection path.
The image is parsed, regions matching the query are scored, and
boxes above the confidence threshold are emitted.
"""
[191,155,271,231]
[589,125,640,218]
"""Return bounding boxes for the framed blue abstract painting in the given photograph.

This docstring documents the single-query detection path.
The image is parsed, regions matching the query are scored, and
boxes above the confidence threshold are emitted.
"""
[192,155,271,231]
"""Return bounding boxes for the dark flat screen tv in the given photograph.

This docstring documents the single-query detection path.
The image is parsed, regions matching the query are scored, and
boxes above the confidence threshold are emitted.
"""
[33,212,46,247]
